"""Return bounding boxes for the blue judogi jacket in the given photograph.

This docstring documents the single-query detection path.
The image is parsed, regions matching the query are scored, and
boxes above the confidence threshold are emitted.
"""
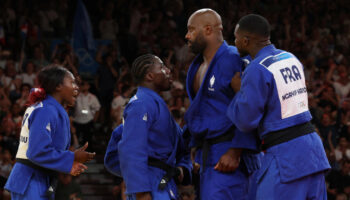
[227,44,330,182]
[118,87,191,195]
[104,124,123,177]
[185,41,260,167]
[5,95,74,195]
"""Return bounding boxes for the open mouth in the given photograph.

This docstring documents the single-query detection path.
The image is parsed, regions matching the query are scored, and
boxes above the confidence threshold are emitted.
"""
[72,90,79,100]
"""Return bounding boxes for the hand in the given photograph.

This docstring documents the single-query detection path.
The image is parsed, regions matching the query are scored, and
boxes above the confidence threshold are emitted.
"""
[231,72,241,93]
[190,148,196,162]
[177,167,184,183]
[193,162,200,174]
[190,148,201,174]
[136,192,152,200]
[214,148,242,173]
[74,142,96,163]
[70,161,87,176]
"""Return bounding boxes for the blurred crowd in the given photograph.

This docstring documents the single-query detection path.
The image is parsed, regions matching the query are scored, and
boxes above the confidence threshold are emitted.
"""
[0,0,350,199]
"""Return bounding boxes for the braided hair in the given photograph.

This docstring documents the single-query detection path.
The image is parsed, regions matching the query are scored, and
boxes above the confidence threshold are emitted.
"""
[131,54,156,84]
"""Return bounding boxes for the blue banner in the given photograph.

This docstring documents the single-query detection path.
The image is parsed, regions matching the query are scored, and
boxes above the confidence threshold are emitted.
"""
[71,0,98,75]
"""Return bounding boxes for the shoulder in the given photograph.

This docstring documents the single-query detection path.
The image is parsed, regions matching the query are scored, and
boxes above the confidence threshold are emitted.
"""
[112,125,123,140]
[216,45,243,72]
[114,96,124,102]
[244,58,273,82]
[88,93,99,100]
[125,94,157,113]
[28,101,58,120]
[221,45,242,62]
[123,94,159,123]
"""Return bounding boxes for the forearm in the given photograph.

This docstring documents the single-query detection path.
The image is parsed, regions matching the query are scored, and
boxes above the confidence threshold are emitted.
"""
[227,148,242,158]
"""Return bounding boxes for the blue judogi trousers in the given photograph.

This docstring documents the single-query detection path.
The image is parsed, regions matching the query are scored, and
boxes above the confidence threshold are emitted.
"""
[256,158,327,200]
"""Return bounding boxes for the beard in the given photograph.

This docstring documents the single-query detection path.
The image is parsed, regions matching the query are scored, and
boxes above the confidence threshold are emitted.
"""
[189,32,207,54]
[237,48,249,57]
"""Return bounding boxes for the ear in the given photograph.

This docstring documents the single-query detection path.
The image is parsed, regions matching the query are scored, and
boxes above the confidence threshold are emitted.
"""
[145,72,154,82]
[243,36,250,47]
[204,25,212,35]
[56,84,63,92]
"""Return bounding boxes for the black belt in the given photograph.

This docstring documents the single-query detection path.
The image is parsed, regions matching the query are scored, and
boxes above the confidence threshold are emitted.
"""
[196,130,234,170]
[261,122,315,150]
[16,158,58,199]
[148,157,180,190]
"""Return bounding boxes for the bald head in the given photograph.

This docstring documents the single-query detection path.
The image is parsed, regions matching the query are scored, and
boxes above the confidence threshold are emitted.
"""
[188,8,223,33]
[186,9,223,54]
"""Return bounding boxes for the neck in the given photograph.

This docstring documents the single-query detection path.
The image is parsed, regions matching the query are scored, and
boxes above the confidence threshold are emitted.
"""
[140,82,160,94]
[250,41,271,59]
[203,40,223,64]
[51,93,63,105]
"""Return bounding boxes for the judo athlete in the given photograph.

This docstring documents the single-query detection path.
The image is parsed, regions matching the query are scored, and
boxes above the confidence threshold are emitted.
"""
[5,66,96,199]
[118,54,192,200]
[184,8,260,200]
[227,14,331,200]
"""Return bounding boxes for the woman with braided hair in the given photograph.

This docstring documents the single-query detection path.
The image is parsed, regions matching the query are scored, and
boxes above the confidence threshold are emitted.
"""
[118,54,192,200]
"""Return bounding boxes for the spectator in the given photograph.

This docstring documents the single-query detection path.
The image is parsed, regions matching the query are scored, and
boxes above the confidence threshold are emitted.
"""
[0,64,12,91]
[8,76,22,103]
[327,159,350,200]
[334,137,350,162]
[327,64,350,102]
[19,61,36,87]
[38,1,59,37]
[316,83,339,116]
[96,53,118,126]
[0,85,11,111]
[4,59,17,80]
[73,80,100,147]
[0,149,13,200]
[318,113,338,151]
[336,193,348,200]
[0,149,13,184]
[31,45,49,70]
[98,6,118,40]
[15,83,31,111]
[10,103,23,137]
[110,84,132,128]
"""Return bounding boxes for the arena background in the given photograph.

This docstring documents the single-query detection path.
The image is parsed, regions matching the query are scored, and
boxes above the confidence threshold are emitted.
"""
[0,0,349,199]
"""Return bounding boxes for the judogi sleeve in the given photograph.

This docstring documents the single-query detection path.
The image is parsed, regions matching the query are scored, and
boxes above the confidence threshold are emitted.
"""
[118,101,153,193]
[227,64,270,132]
[26,107,74,174]
[230,128,260,152]
[104,124,123,177]
[221,53,260,151]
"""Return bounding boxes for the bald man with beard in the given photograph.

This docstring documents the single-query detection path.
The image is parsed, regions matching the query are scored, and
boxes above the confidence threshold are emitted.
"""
[184,9,261,200]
